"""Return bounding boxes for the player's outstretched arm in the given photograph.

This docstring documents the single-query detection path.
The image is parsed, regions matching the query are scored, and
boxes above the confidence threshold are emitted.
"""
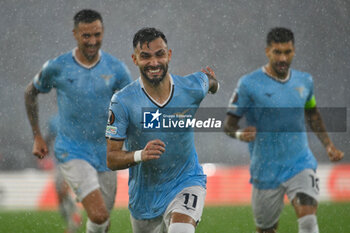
[107,139,165,170]
[24,81,48,159]
[305,107,344,161]
[224,114,256,142]
[201,66,219,94]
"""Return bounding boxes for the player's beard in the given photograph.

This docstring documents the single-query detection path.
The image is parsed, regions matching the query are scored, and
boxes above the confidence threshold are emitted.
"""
[140,63,168,86]
[82,43,101,61]
[272,61,290,78]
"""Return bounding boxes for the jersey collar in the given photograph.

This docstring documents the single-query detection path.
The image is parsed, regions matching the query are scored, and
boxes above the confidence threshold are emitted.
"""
[139,75,174,108]
[72,48,101,69]
[262,66,291,83]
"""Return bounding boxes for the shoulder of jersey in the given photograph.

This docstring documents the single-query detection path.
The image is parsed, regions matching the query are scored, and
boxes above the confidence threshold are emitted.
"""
[290,69,313,85]
[240,68,263,84]
[113,79,139,99]
[172,72,203,87]
[100,50,124,65]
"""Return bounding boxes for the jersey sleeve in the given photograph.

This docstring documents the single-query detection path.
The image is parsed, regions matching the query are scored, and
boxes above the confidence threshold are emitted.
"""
[112,62,133,91]
[227,77,251,117]
[33,60,58,93]
[105,94,129,140]
[304,74,317,109]
[188,71,210,100]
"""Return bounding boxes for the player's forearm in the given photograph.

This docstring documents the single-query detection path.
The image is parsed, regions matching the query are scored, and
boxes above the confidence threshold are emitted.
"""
[223,115,240,139]
[106,150,138,170]
[306,108,332,148]
[24,83,41,137]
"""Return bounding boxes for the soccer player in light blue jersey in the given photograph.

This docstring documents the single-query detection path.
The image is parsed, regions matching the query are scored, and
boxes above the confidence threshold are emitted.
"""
[43,115,82,233]
[25,9,132,233]
[106,27,218,233]
[224,27,344,233]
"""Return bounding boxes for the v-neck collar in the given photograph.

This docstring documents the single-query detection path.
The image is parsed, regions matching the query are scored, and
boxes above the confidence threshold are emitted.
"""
[262,66,291,83]
[139,75,174,108]
[72,48,101,69]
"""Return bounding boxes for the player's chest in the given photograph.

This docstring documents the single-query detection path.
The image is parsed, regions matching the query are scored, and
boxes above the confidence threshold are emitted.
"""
[56,67,115,96]
[252,81,309,107]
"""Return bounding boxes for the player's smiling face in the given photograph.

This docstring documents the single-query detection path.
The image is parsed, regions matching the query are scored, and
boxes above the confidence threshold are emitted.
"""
[266,41,295,78]
[132,37,172,85]
[73,20,104,62]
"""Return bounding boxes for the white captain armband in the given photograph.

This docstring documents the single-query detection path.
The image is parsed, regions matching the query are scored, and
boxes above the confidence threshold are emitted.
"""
[134,150,142,163]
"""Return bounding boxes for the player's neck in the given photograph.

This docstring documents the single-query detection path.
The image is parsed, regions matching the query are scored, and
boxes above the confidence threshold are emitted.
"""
[74,48,100,68]
[264,64,289,81]
[141,74,172,104]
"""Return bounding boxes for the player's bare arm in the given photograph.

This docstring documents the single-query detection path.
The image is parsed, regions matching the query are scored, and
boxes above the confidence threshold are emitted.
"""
[224,114,257,142]
[107,139,165,170]
[24,81,48,158]
[305,107,344,161]
[201,66,219,94]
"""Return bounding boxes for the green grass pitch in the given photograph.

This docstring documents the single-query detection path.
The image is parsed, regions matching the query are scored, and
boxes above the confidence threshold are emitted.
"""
[0,202,349,232]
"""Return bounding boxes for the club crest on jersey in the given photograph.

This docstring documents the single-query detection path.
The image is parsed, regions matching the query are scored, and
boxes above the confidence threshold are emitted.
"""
[100,74,113,85]
[295,86,305,98]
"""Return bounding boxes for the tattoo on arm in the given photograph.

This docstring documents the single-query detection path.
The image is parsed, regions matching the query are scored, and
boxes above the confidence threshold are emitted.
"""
[305,108,331,147]
[24,82,41,136]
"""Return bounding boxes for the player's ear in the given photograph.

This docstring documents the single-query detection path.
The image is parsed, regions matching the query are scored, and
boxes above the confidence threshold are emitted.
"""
[131,53,137,65]
[265,46,270,57]
[73,27,78,40]
[167,49,172,61]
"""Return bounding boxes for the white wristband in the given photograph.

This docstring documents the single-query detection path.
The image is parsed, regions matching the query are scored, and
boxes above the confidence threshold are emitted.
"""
[235,130,243,140]
[209,82,220,94]
[134,150,142,163]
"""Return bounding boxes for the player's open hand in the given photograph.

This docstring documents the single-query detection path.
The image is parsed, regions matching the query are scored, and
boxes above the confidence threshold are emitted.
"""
[326,144,344,162]
[141,139,166,161]
[33,135,48,159]
[240,126,257,142]
[201,66,216,80]
[202,66,219,94]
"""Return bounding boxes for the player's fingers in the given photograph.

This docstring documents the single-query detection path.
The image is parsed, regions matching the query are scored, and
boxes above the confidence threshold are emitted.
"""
[145,149,164,156]
[149,139,166,148]
[147,145,166,152]
[206,66,214,74]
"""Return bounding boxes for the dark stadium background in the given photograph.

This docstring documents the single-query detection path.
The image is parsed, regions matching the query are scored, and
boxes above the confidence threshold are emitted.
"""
[0,0,349,170]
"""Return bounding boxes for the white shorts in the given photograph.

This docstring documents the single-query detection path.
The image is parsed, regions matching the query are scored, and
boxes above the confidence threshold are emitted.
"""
[252,169,319,229]
[130,185,206,233]
[58,159,117,212]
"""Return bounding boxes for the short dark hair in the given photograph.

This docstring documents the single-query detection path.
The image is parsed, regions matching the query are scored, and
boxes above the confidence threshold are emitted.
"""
[266,27,294,46]
[73,9,103,28]
[133,27,167,49]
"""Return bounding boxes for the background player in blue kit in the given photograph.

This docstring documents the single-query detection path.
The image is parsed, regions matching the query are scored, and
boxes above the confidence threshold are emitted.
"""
[105,27,218,233]
[43,115,82,233]
[224,27,344,233]
[24,9,132,233]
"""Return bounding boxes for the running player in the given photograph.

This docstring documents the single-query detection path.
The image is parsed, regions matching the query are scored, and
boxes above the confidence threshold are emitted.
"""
[44,115,82,233]
[224,27,344,233]
[24,9,132,233]
[105,27,218,233]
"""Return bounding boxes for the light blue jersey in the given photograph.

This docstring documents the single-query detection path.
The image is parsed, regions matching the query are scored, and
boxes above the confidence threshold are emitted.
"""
[228,68,318,189]
[33,49,132,172]
[47,114,59,138]
[106,72,209,219]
